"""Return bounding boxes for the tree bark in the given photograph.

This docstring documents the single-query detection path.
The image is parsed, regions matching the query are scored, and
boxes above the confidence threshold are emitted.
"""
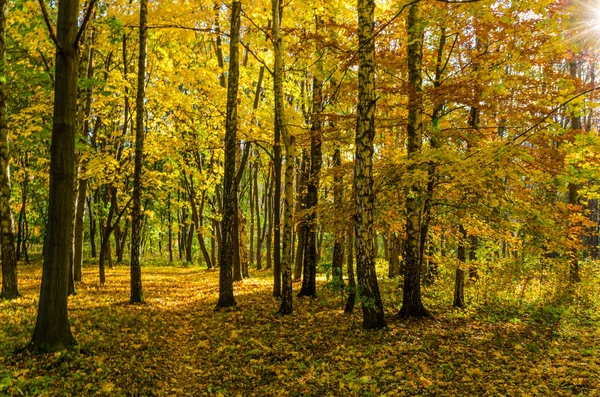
[266,164,273,270]
[298,74,323,298]
[130,0,148,303]
[344,222,356,314]
[354,0,386,329]
[254,160,262,269]
[30,0,82,351]
[0,0,18,299]
[216,1,241,308]
[398,2,430,319]
[331,147,344,284]
[453,225,467,308]
[16,166,29,263]
[239,208,249,278]
[293,150,308,280]
[271,0,293,313]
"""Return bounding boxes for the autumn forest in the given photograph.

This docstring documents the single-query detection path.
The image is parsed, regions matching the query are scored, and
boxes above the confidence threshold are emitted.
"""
[1,0,600,395]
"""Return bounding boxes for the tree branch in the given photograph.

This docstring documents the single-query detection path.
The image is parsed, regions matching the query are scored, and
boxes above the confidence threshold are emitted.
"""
[36,0,60,50]
[75,0,97,48]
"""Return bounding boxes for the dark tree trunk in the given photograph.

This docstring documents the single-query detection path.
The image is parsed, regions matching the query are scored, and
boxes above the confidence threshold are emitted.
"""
[249,160,255,267]
[240,209,249,278]
[16,161,29,263]
[73,30,96,284]
[73,178,87,282]
[353,0,386,329]
[331,147,344,284]
[233,196,242,280]
[185,222,194,263]
[254,160,262,270]
[116,221,128,263]
[265,166,275,269]
[216,1,241,308]
[298,74,323,298]
[266,165,274,270]
[87,195,96,258]
[0,0,18,299]
[130,0,148,303]
[453,225,467,308]
[293,150,307,280]
[344,223,356,314]
[30,0,83,351]
[272,11,283,297]
[168,194,173,263]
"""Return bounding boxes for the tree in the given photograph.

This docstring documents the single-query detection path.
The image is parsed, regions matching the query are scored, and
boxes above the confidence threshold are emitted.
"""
[273,0,293,314]
[130,0,148,304]
[354,0,386,330]
[331,147,344,285]
[272,0,283,299]
[0,0,18,300]
[298,72,322,298]
[216,1,241,309]
[29,0,95,352]
[398,1,430,319]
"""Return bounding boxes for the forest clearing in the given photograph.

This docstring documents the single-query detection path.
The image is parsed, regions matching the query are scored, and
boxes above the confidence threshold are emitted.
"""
[1,261,599,396]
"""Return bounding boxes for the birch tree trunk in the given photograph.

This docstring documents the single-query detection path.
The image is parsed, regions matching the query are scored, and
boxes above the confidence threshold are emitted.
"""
[398,2,430,318]
[354,0,386,329]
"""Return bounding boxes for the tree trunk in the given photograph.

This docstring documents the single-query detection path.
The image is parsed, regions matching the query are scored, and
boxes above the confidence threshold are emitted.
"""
[29,0,82,351]
[398,2,430,319]
[216,1,241,308]
[354,0,386,329]
[130,0,148,303]
[87,195,96,258]
[453,225,467,308]
[331,147,344,284]
[0,0,18,299]
[298,74,322,298]
[271,0,292,312]
[73,178,86,282]
[249,161,255,267]
[17,169,29,263]
[72,27,96,283]
[271,1,283,298]
[185,222,194,263]
[293,150,308,280]
[266,164,273,270]
[239,208,249,278]
[168,194,173,262]
[254,160,262,269]
[344,222,356,314]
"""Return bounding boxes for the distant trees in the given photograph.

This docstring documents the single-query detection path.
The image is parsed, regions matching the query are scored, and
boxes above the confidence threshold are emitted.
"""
[0,0,596,353]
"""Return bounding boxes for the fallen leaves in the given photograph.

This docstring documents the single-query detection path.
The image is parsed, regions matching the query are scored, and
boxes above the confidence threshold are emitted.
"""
[0,263,600,396]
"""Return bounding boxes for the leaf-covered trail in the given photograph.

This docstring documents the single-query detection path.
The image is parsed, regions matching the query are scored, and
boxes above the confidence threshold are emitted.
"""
[1,263,600,396]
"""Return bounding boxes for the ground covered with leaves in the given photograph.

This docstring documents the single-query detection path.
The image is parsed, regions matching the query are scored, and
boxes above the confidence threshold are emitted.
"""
[1,262,600,396]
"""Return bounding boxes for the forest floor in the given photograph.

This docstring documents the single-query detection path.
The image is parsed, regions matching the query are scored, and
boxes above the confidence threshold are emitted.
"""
[1,261,600,396]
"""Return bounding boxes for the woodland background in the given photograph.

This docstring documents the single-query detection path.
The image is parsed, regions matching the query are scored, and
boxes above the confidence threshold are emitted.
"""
[1,0,600,395]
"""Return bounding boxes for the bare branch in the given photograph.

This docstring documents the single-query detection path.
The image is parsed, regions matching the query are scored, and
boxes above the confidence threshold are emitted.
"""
[36,0,60,50]
[75,0,97,47]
